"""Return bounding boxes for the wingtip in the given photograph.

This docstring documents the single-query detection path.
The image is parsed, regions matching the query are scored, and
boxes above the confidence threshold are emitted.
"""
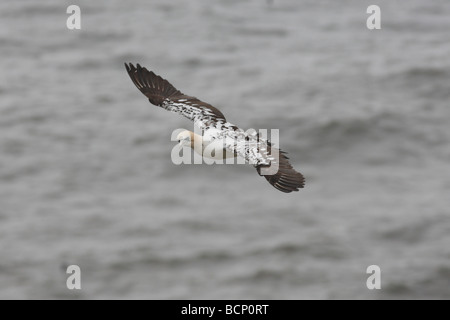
[257,150,305,193]
[125,62,138,73]
[124,62,184,106]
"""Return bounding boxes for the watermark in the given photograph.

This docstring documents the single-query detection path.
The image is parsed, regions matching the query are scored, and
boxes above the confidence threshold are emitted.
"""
[170,127,280,175]
[181,304,269,317]
[367,5,381,30]
[66,5,81,30]
[66,265,81,290]
[366,265,381,290]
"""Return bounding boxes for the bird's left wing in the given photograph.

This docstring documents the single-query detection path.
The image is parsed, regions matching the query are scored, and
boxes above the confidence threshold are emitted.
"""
[125,63,231,130]
[208,127,305,192]
[255,144,305,193]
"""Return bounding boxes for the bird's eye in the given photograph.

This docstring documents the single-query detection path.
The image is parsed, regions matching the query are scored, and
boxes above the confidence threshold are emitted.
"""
[178,140,181,143]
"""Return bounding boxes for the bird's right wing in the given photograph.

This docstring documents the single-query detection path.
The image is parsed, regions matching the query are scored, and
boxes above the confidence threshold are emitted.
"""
[125,63,230,130]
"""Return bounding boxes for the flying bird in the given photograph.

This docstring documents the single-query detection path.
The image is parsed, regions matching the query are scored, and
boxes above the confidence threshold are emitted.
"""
[124,63,305,193]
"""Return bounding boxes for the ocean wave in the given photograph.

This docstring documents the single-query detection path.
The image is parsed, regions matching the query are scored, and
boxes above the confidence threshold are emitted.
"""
[110,237,346,272]
[382,265,450,299]
[233,26,288,37]
[285,111,450,164]
[110,250,236,270]
[401,67,449,78]
[382,66,450,82]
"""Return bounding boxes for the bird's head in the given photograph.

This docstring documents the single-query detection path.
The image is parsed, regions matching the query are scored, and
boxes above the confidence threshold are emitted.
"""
[176,130,194,148]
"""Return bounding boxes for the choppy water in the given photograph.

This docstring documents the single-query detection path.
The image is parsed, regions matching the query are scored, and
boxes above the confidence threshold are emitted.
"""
[0,0,449,299]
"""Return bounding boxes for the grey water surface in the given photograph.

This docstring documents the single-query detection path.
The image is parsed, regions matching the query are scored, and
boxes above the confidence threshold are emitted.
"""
[0,0,449,299]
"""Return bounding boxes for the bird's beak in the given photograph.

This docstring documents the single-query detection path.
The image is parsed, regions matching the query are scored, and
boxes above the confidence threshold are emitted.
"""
[178,137,190,147]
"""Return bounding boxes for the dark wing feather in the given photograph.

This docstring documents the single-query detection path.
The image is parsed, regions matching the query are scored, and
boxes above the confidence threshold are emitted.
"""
[256,146,305,193]
[125,63,226,122]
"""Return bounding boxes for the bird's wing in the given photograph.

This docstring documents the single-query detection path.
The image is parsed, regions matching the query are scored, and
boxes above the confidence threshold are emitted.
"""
[125,63,231,129]
[256,145,305,193]
[211,128,305,192]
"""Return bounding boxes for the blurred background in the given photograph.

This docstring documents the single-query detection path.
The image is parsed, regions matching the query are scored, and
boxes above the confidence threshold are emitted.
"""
[0,0,449,299]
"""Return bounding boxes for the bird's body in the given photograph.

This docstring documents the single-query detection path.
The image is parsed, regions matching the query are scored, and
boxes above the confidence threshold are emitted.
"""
[125,63,305,193]
[177,130,236,160]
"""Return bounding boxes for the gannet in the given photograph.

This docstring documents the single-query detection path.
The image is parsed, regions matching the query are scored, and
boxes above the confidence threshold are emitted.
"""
[125,63,305,193]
